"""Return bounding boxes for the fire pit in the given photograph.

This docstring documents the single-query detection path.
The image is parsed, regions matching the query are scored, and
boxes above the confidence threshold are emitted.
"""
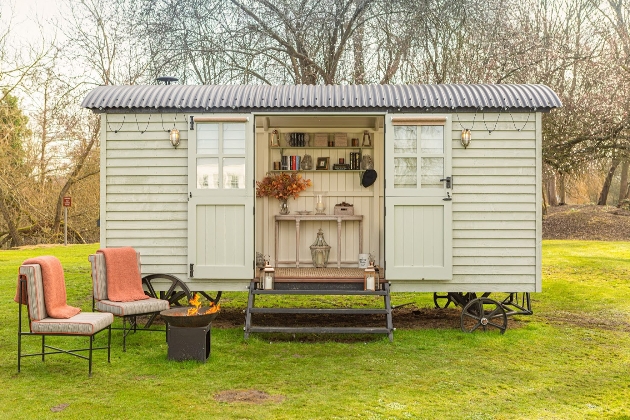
[160,307,220,328]
[161,294,220,362]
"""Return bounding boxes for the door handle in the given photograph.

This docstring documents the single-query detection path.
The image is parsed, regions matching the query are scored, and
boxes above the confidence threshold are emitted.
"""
[440,176,452,189]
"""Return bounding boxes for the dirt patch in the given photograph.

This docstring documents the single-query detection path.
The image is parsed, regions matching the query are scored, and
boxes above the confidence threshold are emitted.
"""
[211,305,521,333]
[214,389,284,404]
[544,310,630,333]
[543,204,630,241]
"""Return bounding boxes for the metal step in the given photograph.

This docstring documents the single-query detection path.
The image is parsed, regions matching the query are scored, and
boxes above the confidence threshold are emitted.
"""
[244,281,394,341]
[248,308,389,315]
[247,326,391,335]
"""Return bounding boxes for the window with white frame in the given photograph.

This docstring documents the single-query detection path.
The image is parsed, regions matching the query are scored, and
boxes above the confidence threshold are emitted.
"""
[196,123,246,190]
[393,125,444,189]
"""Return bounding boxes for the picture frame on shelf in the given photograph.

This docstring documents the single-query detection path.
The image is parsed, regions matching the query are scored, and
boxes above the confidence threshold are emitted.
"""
[316,157,329,170]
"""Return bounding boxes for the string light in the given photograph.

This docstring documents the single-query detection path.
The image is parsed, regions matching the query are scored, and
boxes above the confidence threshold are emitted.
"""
[134,113,151,134]
[106,115,125,134]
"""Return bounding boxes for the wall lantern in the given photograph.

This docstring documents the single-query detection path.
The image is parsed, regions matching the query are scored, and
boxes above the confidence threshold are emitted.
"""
[460,129,471,149]
[310,228,331,268]
[169,128,181,148]
[259,259,275,290]
[364,261,377,291]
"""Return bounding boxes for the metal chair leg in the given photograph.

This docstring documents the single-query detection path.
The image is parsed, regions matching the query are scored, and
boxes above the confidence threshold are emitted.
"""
[107,326,111,363]
[89,335,94,377]
[18,294,22,373]
[122,316,127,352]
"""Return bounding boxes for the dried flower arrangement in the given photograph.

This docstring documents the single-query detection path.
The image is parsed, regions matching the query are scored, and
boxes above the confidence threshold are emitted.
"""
[255,172,312,200]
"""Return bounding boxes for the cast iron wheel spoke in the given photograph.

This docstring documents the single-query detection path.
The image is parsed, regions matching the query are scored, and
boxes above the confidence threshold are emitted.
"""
[433,292,453,309]
[461,297,508,334]
[486,320,507,332]
[142,274,192,306]
[199,291,222,305]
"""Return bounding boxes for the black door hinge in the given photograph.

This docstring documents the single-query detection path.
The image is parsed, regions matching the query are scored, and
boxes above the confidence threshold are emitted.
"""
[189,263,194,278]
[189,116,195,130]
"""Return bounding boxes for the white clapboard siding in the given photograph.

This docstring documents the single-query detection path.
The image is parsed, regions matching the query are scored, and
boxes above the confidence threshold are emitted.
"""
[101,113,189,278]
[447,112,540,293]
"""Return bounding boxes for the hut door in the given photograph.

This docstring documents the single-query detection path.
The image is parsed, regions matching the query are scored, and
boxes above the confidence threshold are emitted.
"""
[384,115,453,280]
[187,116,254,280]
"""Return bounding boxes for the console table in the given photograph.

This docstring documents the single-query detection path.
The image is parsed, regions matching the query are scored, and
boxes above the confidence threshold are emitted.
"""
[275,214,364,268]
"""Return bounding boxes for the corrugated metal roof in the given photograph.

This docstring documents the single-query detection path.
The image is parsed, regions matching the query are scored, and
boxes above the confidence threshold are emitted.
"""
[81,84,562,112]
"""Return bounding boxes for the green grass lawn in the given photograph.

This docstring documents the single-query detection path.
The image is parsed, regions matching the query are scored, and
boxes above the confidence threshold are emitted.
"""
[1,242,629,419]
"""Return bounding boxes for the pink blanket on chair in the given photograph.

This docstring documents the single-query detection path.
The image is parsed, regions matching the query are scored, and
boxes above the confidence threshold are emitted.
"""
[15,256,81,319]
[97,247,149,302]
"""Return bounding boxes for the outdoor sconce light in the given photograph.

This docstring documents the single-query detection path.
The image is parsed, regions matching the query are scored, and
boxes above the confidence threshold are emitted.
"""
[460,129,471,149]
[310,228,331,268]
[364,261,377,291]
[260,259,275,290]
[169,128,181,148]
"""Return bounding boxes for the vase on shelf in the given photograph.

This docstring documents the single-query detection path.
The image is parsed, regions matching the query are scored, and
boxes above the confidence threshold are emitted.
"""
[279,199,290,215]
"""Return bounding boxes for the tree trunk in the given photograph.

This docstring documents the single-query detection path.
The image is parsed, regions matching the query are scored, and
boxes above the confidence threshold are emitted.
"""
[618,160,629,202]
[558,173,566,205]
[0,188,22,247]
[546,174,558,206]
[352,25,365,84]
[598,158,620,205]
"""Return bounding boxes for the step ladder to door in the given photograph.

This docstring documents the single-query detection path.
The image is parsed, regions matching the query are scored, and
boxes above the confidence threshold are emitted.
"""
[244,279,394,341]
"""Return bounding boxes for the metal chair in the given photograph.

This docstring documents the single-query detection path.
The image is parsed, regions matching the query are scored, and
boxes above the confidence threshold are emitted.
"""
[17,260,113,377]
[88,249,191,351]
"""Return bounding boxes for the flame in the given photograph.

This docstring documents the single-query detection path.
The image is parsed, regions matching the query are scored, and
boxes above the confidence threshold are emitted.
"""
[187,293,202,315]
[202,302,220,315]
[185,293,221,316]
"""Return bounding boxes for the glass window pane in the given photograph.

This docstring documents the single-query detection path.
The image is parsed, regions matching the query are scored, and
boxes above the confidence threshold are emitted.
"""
[420,126,444,154]
[223,157,245,189]
[197,124,219,154]
[394,157,417,188]
[421,157,444,188]
[223,123,246,155]
[197,157,219,189]
[393,126,417,153]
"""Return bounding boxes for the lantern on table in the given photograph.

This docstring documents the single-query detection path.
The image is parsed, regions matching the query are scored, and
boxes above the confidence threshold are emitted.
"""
[364,262,377,291]
[259,259,275,290]
[310,228,331,268]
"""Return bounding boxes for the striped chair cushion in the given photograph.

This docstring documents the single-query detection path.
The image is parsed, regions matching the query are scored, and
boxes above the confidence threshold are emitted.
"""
[19,265,47,321]
[31,312,113,335]
[89,250,143,301]
[95,297,169,316]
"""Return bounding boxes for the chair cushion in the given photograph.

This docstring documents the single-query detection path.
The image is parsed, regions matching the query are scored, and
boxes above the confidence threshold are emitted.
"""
[31,312,113,335]
[95,297,169,316]
[89,254,108,301]
[19,265,47,321]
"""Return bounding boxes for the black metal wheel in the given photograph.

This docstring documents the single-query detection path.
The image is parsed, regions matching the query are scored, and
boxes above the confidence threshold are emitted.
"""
[142,274,192,306]
[197,291,222,305]
[460,297,508,334]
[433,292,454,309]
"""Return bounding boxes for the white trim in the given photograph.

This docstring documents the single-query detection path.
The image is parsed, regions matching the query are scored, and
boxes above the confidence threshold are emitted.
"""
[99,114,107,246]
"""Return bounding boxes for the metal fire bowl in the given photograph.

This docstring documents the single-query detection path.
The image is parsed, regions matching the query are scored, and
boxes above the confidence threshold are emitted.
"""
[160,307,219,328]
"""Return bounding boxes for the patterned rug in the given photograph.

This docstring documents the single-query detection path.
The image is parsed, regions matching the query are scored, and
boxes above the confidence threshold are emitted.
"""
[275,267,381,280]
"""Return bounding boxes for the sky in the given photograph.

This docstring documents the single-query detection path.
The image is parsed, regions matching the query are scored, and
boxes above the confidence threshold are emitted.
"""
[2,0,66,45]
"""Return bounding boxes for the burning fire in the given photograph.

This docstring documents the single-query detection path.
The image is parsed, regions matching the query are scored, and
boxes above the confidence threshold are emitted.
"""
[186,293,220,316]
